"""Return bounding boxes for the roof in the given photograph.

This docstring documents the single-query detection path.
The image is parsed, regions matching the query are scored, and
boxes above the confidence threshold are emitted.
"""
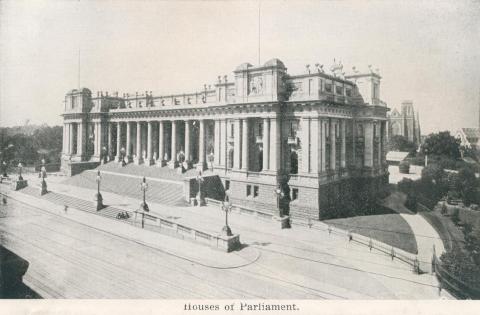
[386,151,410,162]
[460,128,480,142]
[263,58,286,68]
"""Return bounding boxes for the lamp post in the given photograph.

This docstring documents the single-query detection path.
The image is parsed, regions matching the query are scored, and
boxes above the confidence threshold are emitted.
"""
[196,171,205,206]
[95,170,104,210]
[17,163,23,181]
[274,185,284,217]
[221,196,233,236]
[140,176,149,212]
[40,165,47,195]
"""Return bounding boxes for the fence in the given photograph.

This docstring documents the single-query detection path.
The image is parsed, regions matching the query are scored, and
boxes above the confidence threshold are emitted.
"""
[432,255,480,299]
[290,217,421,272]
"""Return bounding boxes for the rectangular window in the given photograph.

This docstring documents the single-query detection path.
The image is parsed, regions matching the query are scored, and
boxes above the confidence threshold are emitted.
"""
[253,186,259,197]
[325,83,332,93]
[335,86,343,95]
[292,188,298,201]
[246,185,252,196]
[225,180,230,190]
[231,124,234,137]
[346,88,352,97]
[308,79,313,95]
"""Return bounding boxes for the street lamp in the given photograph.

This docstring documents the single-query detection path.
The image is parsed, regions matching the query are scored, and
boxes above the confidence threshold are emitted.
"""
[140,176,149,211]
[17,163,23,181]
[221,196,233,236]
[274,185,284,217]
[196,171,205,206]
[95,170,104,210]
[40,165,47,195]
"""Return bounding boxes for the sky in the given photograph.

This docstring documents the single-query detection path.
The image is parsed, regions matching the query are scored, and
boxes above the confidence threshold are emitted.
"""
[1,0,479,134]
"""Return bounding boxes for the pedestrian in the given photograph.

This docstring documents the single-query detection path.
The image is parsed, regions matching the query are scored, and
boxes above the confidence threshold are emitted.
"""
[64,205,68,214]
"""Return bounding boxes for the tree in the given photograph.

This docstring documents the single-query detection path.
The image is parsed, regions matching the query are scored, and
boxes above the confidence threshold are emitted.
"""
[421,131,461,160]
[456,167,479,206]
[388,135,417,153]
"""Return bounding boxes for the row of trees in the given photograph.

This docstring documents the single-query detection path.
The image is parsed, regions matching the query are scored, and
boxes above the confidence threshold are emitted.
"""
[0,125,62,167]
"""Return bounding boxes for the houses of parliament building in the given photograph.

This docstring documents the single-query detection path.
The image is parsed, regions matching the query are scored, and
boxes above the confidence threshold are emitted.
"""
[61,58,389,220]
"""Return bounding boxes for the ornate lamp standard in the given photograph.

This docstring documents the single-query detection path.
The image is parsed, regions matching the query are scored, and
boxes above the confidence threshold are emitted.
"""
[17,163,23,181]
[196,171,205,206]
[95,170,104,210]
[140,176,149,212]
[40,165,47,195]
[274,185,285,217]
[221,196,233,236]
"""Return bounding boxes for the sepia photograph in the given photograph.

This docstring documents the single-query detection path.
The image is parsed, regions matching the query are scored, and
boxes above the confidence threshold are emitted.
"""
[0,0,479,314]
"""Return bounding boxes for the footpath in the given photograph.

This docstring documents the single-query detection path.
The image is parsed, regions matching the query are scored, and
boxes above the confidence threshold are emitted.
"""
[381,191,446,273]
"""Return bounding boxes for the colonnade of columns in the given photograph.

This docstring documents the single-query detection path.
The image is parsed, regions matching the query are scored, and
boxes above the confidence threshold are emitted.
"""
[298,117,384,175]
[62,116,386,174]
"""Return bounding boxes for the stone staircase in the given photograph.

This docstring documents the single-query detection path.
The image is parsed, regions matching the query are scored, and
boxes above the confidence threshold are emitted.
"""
[61,170,188,207]
[97,162,200,181]
[20,186,135,224]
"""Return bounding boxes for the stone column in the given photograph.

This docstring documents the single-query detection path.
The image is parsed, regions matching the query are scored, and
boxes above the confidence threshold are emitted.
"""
[158,121,165,166]
[184,120,191,164]
[68,123,74,155]
[310,117,319,174]
[262,118,270,171]
[269,117,280,171]
[62,123,67,155]
[364,122,374,167]
[126,122,131,161]
[341,119,346,168]
[169,120,178,168]
[107,123,112,161]
[135,122,143,164]
[77,123,84,159]
[220,119,227,167]
[330,120,337,171]
[214,120,221,166]
[93,122,100,157]
[241,118,249,171]
[233,119,241,169]
[320,120,326,172]
[300,117,310,173]
[197,119,206,170]
[146,121,153,165]
[116,122,122,162]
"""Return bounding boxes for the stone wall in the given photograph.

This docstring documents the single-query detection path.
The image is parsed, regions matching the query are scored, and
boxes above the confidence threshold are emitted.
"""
[61,160,100,176]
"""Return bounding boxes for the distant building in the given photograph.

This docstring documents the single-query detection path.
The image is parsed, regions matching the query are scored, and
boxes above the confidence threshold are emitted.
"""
[387,100,421,147]
[456,128,480,150]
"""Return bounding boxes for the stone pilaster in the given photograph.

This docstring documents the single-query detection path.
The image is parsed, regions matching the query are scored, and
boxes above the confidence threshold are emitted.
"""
[262,118,270,171]
[233,119,241,169]
[341,119,346,168]
[107,123,112,161]
[364,122,374,167]
[269,117,280,172]
[241,118,249,171]
[214,120,221,166]
[184,120,191,163]
[330,119,336,170]
[126,122,131,161]
[301,117,310,173]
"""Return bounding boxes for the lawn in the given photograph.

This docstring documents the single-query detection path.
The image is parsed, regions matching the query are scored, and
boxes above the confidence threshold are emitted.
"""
[325,212,418,254]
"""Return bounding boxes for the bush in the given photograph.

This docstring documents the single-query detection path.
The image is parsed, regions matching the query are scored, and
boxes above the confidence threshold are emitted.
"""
[451,207,460,225]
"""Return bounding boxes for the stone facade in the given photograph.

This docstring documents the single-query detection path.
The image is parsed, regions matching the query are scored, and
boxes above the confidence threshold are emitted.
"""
[61,58,389,220]
[387,100,421,147]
